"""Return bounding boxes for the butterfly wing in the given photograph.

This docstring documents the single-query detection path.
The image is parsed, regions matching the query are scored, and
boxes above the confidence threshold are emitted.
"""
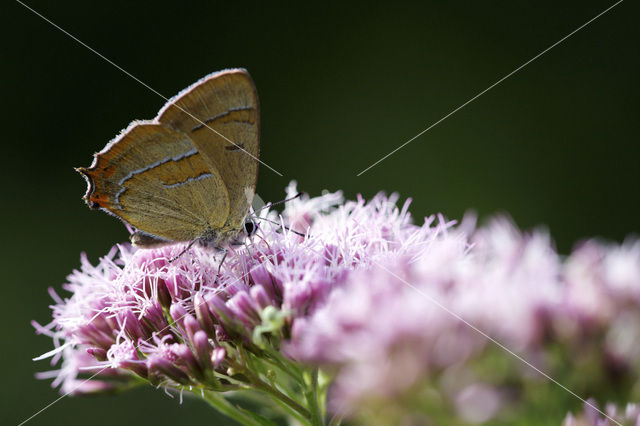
[77,121,230,242]
[156,68,260,232]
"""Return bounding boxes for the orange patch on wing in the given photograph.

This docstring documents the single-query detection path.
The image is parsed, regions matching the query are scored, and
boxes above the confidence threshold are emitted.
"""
[88,193,110,207]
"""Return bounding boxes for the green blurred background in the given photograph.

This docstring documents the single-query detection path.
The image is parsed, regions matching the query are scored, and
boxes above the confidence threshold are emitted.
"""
[5,1,639,424]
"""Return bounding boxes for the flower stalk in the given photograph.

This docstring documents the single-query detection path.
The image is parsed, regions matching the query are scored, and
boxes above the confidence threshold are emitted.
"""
[200,390,263,426]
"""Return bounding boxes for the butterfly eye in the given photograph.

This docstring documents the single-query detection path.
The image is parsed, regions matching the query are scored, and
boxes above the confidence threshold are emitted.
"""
[244,220,257,236]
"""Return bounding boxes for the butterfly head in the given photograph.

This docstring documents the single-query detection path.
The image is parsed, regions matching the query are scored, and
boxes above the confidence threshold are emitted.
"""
[244,218,257,237]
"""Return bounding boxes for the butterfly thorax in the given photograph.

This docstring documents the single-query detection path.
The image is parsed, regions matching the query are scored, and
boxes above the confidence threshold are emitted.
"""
[196,226,244,249]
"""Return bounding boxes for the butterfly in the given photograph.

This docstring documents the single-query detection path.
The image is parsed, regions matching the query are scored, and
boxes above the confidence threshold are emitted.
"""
[76,69,260,250]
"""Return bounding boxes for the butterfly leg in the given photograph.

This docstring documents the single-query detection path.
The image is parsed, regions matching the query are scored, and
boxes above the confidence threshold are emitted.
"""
[214,248,228,284]
[169,240,197,263]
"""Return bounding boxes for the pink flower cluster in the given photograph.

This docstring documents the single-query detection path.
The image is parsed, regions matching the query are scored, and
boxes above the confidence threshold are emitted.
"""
[33,183,425,395]
[34,183,640,424]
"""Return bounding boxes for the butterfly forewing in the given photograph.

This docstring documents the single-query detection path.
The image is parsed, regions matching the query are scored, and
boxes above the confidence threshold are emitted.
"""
[78,122,230,242]
[156,69,260,231]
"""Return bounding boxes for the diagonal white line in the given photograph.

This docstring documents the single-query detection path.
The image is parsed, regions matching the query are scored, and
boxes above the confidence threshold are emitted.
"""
[18,392,71,426]
[356,0,625,176]
[373,260,622,426]
[16,0,283,177]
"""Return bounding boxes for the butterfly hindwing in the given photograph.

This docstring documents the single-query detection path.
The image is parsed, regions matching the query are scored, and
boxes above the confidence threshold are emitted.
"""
[156,68,260,231]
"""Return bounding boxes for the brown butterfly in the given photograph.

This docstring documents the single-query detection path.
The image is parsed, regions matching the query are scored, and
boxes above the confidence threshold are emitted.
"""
[76,69,260,250]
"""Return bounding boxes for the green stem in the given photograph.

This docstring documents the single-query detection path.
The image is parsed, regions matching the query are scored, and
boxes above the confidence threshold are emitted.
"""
[263,348,305,385]
[328,413,343,426]
[304,368,323,426]
[201,390,262,426]
[250,373,311,420]
[252,387,308,424]
[234,347,312,422]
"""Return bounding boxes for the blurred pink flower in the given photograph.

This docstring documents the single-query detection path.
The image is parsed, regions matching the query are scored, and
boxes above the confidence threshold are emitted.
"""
[564,399,640,426]
[290,216,640,422]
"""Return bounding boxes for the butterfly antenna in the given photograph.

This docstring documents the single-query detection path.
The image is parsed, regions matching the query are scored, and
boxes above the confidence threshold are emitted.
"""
[169,240,197,263]
[255,192,303,214]
[250,215,307,237]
